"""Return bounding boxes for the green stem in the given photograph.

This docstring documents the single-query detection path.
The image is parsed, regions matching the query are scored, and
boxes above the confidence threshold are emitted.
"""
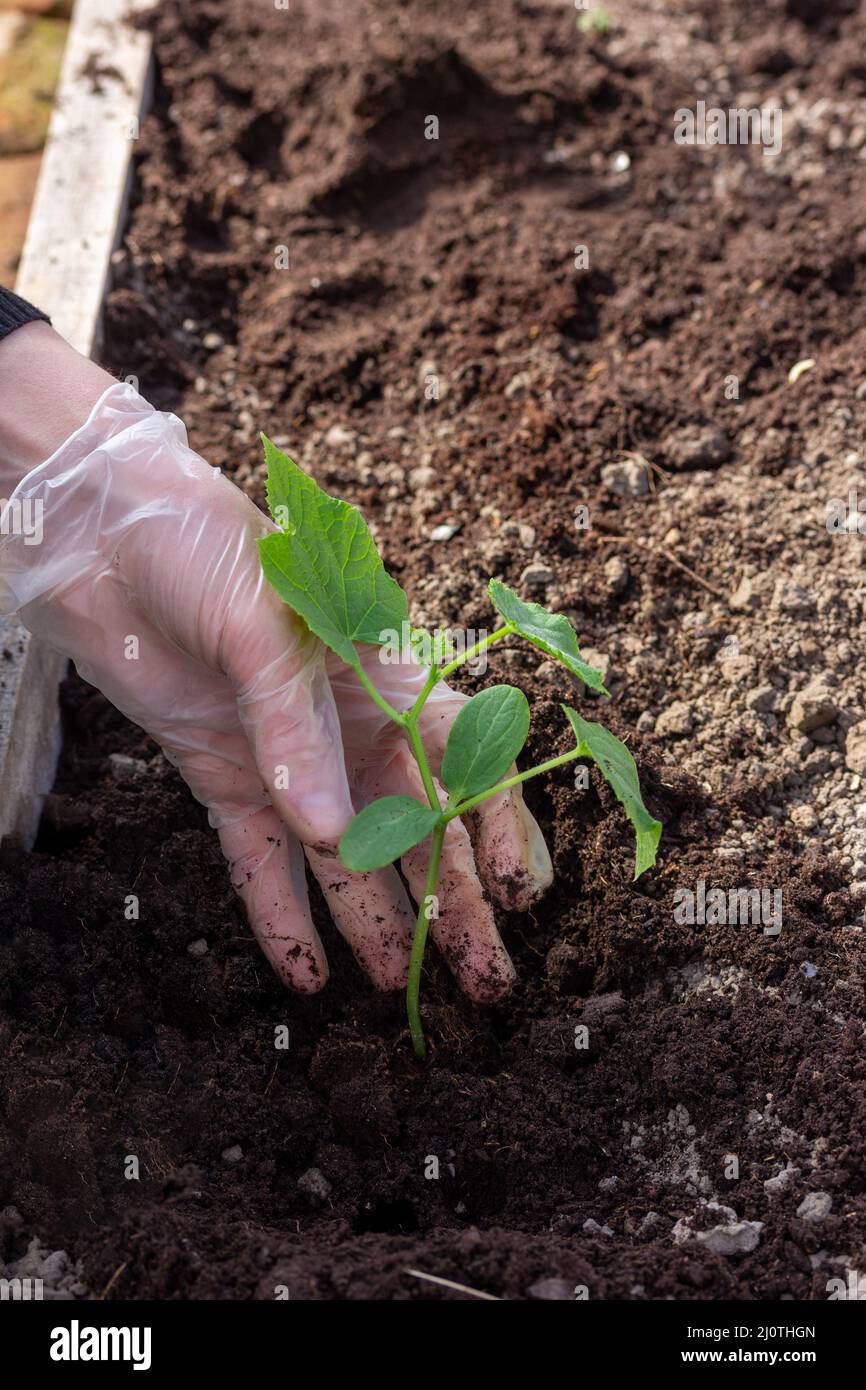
[407,819,446,1059]
[355,663,404,725]
[444,747,582,821]
[404,715,440,811]
[408,663,441,722]
[437,622,514,682]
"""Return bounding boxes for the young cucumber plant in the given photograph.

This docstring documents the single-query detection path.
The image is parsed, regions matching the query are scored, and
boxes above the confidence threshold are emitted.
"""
[257,435,661,1059]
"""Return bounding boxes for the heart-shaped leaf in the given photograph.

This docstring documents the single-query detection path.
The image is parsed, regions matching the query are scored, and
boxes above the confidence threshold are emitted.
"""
[259,436,409,670]
[441,684,530,804]
[562,705,661,879]
[488,579,609,694]
[339,796,441,873]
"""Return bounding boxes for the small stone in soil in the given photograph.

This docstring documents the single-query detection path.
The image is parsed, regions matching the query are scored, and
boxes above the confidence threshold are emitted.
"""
[520,561,554,589]
[187,939,209,957]
[583,1218,613,1237]
[604,555,629,593]
[764,1163,800,1195]
[796,1191,833,1222]
[297,1167,332,1205]
[527,1277,574,1300]
[601,458,649,497]
[108,753,148,778]
[844,719,866,775]
[222,1145,243,1164]
[655,700,694,737]
[788,684,838,733]
[665,426,731,471]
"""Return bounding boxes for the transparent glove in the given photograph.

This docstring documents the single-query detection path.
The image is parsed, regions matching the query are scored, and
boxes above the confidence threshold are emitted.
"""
[0,382,552,999]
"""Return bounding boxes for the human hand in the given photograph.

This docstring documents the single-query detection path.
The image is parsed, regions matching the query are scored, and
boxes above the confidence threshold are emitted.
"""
[0,370,552,999]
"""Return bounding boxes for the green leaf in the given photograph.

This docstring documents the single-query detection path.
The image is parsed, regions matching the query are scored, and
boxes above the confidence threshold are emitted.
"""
[488,579,609,695]
[441,684,530,804]
[562,705,661,880]
[339,796,441,873]
[258,435,409,669]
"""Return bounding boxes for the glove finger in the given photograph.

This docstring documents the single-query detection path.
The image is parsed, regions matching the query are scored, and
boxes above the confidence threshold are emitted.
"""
[302,845,414,991]
[225,612,356,849]
[465,782,553,911]
[217,808,328,994]
[415,687,553,910]
[365,744,515,1003]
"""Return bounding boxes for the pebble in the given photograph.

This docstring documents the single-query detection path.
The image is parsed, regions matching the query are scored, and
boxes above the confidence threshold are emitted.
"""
[325,424,355,448]
[202,331,224,350]
[655,700,694,738]
[698,1220,763,1256]
[108,753,148,778]
[601,458,648,496]
[764,1163,800,1195]
[796,1191,833,1222]
[772,580,814,617]
[745,685,779,713]
[527,1277,575,1300]
[520,561,555,589]
[666,426,731,470]
[598,1176,619,1193]
[430,523,459,542]
[222,1145,243,1164]
[604,555,629,594]
[844,720,866,775]
[789,804,818,831]
[800,960,819,979]
[187,939,209,957]
[730,576,758,611]
[297,1167,333,1205]
[788,683,838,733]
[504,371,531,398]
[409,465,435,489]
[582,1218,614,1237]
[673,1202,763,1256]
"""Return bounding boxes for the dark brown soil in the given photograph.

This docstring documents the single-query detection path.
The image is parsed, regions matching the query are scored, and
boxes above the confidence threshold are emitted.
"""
[2,0,866,1300]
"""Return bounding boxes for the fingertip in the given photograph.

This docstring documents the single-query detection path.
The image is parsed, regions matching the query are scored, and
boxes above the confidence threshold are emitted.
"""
[218,808,330,994]
[473,789,553,912]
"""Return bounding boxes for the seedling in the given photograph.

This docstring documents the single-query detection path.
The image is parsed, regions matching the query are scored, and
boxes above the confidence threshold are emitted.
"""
[257,436,661,1058]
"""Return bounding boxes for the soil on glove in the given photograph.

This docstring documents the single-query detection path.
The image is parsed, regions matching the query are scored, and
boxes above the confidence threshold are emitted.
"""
[3,0,866,1300]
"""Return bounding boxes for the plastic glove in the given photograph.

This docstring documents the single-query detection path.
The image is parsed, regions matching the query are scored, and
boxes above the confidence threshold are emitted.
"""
[0,380,553,1000]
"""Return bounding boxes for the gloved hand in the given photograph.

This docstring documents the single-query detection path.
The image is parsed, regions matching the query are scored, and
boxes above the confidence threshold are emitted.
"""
[0,374,553,1000]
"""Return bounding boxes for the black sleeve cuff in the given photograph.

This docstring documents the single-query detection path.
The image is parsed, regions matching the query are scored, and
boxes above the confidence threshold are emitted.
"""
[0,286,50,341]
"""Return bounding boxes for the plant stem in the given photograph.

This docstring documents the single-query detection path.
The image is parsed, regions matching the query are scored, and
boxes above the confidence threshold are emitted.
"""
[443,747,583,821]
[437,622,514,681]
[354,663,404,726]
[407,819,446,1059]
[404,713,440,811]
[408,663,441,722]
